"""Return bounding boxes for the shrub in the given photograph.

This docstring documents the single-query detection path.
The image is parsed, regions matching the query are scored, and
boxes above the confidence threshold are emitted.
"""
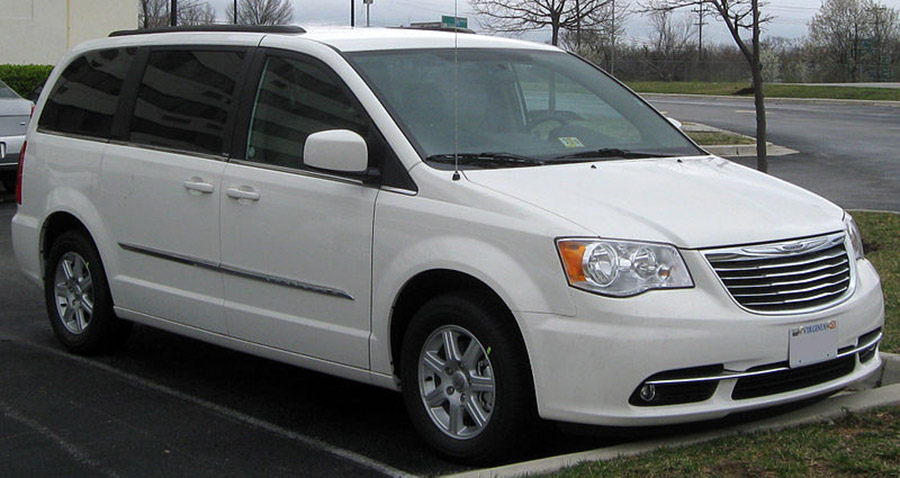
[0,64,54,97]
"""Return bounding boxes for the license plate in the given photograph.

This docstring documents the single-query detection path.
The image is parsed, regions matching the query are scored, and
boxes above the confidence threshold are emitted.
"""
[789,320,838,368]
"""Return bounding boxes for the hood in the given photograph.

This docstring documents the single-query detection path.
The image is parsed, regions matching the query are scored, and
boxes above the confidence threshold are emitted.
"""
[464,156,845,249]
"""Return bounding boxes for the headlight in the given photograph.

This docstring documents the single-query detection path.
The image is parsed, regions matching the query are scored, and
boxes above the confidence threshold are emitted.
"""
[557,239,693,297]
[844,213,864,260]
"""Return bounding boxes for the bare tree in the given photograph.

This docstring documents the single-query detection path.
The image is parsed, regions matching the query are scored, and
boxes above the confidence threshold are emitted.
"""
[179,1,217,25]
[560,0,631,70]
[139,0,216,28]
[139,0,168,29]
[808,0,900,82]
[639,4,697,80]
[470,0,613,46]
[642,0,770,173]
[226,0,294,25]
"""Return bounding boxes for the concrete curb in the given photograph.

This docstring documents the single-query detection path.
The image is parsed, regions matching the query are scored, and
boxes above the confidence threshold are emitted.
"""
[680,121,798,158]
[879,352,900,387]
[705,143,797,158]
[641,92,900,108]
[444,353,900,478]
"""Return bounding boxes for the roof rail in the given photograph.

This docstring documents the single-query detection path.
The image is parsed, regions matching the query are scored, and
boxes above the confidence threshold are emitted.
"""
[396,25,476,34]
[110,25,305,37]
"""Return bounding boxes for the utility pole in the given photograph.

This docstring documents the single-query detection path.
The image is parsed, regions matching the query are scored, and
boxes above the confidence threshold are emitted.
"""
[871,6,887,81]
[364,0,373,27]
[693,3,707,62]
[576,0,581,51]
[350,0,355,27]
[233,0,238,24]
[610,0,616,74]
[170,0,177,26]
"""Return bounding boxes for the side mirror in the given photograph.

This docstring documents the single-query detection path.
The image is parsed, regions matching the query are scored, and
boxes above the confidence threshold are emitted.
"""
[303,129,368,174]
[666,117,683,130]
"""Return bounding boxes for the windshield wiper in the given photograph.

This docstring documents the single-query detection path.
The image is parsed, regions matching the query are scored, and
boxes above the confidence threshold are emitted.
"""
[554,148,673,161]
[425,152,546,168]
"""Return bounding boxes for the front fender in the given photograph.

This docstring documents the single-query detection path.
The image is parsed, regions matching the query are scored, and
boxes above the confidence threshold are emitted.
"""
[370,190,580,376]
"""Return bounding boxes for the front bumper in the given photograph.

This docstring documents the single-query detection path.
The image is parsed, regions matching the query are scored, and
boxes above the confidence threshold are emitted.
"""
[520,251,885,427]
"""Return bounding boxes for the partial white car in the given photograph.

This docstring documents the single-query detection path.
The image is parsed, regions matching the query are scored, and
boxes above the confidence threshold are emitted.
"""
[11,26,885,464]
[0,78,31,192]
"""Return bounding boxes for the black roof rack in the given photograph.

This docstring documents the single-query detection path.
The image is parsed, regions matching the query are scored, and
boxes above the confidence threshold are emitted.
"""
[110,25,305,37]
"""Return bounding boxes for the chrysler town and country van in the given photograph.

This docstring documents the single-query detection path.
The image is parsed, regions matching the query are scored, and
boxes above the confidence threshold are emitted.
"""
[11,25,885,463]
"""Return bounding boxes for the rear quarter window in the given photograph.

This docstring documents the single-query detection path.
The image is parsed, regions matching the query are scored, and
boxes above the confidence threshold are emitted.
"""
[38,48,136,139]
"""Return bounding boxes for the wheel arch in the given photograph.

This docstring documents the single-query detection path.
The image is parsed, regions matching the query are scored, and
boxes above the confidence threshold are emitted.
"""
[388,269,532,383]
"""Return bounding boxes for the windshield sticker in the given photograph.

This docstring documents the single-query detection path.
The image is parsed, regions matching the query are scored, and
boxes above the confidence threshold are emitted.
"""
[558,137,584,148]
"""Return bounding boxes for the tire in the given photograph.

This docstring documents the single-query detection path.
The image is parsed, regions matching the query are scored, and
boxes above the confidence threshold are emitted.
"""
[400,291,540,464]
[44,231,132,354]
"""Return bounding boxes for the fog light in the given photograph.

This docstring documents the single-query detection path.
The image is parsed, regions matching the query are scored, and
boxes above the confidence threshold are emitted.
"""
[639,384,656,402]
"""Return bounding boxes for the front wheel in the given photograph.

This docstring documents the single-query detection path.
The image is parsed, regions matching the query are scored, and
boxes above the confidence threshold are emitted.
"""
[44,231,132,354]
[401,292,539,464]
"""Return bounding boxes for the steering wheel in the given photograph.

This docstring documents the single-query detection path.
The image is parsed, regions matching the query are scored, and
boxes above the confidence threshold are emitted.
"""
[527,111,572,135]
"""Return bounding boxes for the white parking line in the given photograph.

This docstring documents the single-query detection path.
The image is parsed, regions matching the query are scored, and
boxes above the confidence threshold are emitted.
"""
[15,338,419,478]
[1,400,123,478]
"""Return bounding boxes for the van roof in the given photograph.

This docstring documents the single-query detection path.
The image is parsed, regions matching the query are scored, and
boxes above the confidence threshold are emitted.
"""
[99,25,557,54]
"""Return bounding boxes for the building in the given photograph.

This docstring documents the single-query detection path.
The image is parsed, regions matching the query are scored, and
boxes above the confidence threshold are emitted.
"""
[0,0,137,65]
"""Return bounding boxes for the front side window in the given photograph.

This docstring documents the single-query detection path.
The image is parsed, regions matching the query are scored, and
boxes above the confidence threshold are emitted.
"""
[38,48,136,138]
[129,49,245,155]
[348,48,702,169]
[245,54,369,170]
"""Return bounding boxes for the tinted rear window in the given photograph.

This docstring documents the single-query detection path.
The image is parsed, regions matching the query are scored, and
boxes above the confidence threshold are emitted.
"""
[38,48,136,138]
[0,79,19,99]
[128,49,245,155]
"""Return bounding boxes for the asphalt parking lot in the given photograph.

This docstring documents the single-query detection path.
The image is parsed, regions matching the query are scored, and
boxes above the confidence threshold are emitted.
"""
[0,190,620,477]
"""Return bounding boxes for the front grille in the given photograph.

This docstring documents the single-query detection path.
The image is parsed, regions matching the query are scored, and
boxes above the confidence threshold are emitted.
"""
[732,354,855,400]
[705,233,852,313]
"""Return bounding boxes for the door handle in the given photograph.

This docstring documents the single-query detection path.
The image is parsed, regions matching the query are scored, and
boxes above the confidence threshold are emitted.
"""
[226,186,260,201]
[183,178,215,194]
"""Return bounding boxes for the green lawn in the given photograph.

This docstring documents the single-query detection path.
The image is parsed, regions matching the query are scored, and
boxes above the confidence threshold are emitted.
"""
[686,131,755,146]
[627,81,900,102]
[550,408,900,477]
[545,211,900,478]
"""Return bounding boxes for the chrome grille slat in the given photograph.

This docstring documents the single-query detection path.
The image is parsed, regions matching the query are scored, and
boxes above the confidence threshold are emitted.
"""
[708,249,846,269]
[724,268,850,289]
[717,262,848,281]
[704,232,853,314]
[731,277,850,298]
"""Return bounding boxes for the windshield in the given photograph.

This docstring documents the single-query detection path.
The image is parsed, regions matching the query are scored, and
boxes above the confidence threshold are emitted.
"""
[347,48,702,169]
[0,79,21,99]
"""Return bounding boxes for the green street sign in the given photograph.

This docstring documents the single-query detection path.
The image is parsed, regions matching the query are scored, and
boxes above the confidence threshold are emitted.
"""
[441,15,467,29]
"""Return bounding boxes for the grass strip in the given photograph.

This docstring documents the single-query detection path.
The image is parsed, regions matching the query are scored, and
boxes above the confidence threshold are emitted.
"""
[854,211,899,354]
[550,407,900,477]
[628,81,900,102]
[686,131,755,145]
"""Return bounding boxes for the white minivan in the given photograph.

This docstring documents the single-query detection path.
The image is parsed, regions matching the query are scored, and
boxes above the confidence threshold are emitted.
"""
[11,25,884,463]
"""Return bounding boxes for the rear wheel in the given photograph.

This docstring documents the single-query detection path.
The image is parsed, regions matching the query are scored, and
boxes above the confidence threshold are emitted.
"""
[44,231,131,354]
[401,292,539,464]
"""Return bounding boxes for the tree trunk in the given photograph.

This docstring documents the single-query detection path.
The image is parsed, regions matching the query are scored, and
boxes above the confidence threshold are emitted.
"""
[751,0,767,173]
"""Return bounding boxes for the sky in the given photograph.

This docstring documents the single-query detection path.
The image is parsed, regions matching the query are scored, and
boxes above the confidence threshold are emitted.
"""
[204,0,833,45]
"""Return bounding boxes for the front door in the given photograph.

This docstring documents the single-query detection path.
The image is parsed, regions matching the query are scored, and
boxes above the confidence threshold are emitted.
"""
[220,52,378,367]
